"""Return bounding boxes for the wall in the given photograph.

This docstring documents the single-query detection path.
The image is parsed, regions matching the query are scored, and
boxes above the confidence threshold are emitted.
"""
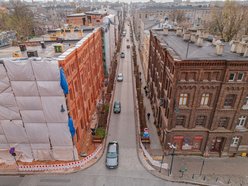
[58,28,104,152]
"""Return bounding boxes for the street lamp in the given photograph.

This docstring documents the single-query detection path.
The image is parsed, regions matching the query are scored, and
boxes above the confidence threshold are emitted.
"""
[168,143,176,176]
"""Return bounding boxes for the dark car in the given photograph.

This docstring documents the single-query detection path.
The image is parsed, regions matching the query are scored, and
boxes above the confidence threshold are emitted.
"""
[113,101,121,113]
[120,52,125,58]
[106,141,119,169]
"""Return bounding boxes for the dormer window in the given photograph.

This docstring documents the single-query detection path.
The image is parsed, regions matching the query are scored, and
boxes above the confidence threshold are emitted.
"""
[237,72,244,81]
[229,73,235,81]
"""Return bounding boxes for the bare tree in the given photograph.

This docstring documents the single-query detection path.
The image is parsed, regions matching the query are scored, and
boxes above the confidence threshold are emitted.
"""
[169,10,187,24]
[6,1,35,41]
[208,1,248,41]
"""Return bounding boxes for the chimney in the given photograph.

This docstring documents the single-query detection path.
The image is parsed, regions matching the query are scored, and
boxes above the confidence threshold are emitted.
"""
[27,50,38,57]
[202,32,209,39]
[236,42,246,54]
[241,35,248,42]
[176,28,182,36]
[78,29,84,37]
[183,32,190,41]
[212,37,217,46]
[40,41,46,49]
[230,41,239,53]
[163,28,168,36]
[19,44,27,52]
[54,44,64,53]
[216,42,225,56]
[243,44,248,57]
[196,29,202,36]
[196,37,203,47]
[182,28,187,35]
[190,33,196,43]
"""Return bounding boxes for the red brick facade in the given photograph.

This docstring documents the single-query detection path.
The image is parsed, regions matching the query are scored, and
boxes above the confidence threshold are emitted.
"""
[59,28,104,152]
[148,31,248,157]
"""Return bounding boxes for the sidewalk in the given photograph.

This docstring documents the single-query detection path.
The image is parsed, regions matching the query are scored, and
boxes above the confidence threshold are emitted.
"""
[133,28,163,156]
[130,18,248,186]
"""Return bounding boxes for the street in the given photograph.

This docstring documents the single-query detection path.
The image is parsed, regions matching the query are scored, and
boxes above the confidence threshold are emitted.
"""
[0,21,188,186]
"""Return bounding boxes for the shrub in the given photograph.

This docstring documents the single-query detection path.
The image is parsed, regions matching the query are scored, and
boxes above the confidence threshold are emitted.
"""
[95,127,106,138]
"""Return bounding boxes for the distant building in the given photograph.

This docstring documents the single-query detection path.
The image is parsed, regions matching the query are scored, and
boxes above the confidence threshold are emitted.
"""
[148,28,248,157]
[0,27,104,163]
[174,0,182,3]
[66,11,108,27]
[0,31,16,48]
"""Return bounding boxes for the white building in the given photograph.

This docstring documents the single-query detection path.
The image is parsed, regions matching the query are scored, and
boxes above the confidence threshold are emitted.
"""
[102,14,119,76]
[0,58,78,164]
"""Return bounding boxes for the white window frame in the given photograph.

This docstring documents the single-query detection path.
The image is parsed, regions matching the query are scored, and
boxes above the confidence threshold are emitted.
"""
[200,93,210,106]
[229,73,235,81]
[238,116,246,127]
[237,72,244,81]
[230,136,240,147]
[242,96,248,110]
[179,93,188,106]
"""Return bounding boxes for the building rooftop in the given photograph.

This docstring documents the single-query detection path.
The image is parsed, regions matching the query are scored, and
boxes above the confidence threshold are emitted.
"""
[143,19,161,30]
[0,28,94,59]
[85,11,107,16]
[152,30,248,61]
[67,13,86,17]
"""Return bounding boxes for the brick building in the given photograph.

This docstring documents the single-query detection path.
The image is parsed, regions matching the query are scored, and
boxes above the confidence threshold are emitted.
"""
[66,12,107,27]
[148,28,248,157]
[58,27,104,152]
[0,27,104,163]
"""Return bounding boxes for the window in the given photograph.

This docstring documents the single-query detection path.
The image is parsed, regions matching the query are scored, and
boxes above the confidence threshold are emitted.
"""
[230,136,240,147]
[196,115,206,126]
[237,116,246,128]
[176,115,186,126]
[179,93,188,106]
[212,72,219,81]
[242,96,248,109]
[202,72,210,81]
[229,73,235,81]
[237,72,244,81]
[218,117,229,128]
[200,93,210,106]
[224,94,236,107]
[180,72,187,81]
[188,72,196,81]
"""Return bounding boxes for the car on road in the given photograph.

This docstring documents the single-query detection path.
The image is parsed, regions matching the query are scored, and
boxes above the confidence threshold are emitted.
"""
[117,73,123,82]
[120,52,125,58]
[106,141,119,169]
[127,45,130,49]
[113,101,121,114]
[126,39,129,42]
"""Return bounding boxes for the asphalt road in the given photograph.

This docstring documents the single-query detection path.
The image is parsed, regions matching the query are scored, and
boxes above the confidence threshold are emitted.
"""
[0,21,188,186]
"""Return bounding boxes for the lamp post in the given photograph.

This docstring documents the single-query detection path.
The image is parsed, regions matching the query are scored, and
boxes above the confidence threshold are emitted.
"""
[168,143,176,176]
[200,158,205,176]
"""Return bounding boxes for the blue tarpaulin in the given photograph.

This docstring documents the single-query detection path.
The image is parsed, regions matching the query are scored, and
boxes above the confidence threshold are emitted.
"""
[68,117,75,137]
[60,68,69,94]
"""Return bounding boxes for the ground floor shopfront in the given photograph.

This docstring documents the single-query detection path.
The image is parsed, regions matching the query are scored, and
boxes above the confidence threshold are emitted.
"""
[162,130,248,157]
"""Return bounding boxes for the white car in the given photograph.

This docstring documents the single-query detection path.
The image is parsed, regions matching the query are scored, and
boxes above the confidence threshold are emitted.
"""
[117,73,123,82]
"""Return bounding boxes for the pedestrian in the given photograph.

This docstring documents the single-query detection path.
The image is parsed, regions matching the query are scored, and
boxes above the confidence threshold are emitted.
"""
[144,86,147,90]
[145,90,148,96]
[147,112,151,120]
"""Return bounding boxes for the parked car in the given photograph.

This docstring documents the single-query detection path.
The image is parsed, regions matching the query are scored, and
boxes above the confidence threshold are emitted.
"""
[106,141,119,169]
[120,52,125,58]
[126,39,129,42]
[113,101,121,114]
[127,45,130,49]
[117,73,123,82]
